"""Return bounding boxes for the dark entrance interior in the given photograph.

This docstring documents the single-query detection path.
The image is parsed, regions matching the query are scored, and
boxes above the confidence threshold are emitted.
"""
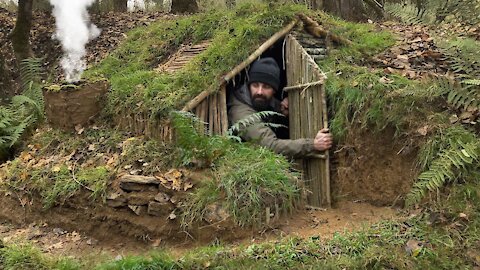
[226,36,290,139]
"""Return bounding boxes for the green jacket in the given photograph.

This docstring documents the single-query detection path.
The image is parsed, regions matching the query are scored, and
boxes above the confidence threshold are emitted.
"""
[228,84,316,158]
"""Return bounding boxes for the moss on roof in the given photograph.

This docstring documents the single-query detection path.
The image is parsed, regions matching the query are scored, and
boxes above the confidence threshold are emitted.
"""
[86,3,308,120]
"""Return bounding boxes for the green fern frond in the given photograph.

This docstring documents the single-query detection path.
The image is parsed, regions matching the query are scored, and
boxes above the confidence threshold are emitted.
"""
[227,111,286,136]
[0,107,14,129]
[5,115,33,147]
[171,111,229,167]
[11,95,43,120]
[447,87,480,110]
[19,57,43,89]
[464,79,480,86]
[19,58,45,113]
[437,38,480,110]
[384,3,434,24]
[407,139,480,207]
[439,38,480,78]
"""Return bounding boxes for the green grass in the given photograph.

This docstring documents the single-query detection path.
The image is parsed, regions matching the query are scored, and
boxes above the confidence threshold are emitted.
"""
[86,3,308,124]
[0,242,81,270]
[172,112,299,228]
[13,180,477,269]
[0,127,173,208]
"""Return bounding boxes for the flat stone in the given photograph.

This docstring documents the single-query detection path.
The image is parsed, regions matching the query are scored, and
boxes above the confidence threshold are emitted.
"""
[119,175,160,191]
[127,191,156,206]
[128,205,147,216]
[147,201,174,217]
[154,192,170,203]
[106,191,127,208]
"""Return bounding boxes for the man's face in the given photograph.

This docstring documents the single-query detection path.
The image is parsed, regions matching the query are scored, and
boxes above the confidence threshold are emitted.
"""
[249,82,275,111]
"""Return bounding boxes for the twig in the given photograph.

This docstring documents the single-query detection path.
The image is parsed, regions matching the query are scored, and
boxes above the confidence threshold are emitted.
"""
[283,80,324,92]
[71,162,95,193]
[306,205,327,211]
[198,218,229,229]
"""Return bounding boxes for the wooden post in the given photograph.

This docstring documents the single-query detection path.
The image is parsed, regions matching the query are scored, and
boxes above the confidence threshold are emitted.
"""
[286,34,331,208]
[218,84,228,135]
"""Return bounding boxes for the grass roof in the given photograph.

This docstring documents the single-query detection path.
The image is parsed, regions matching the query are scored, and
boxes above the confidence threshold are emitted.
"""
[86,3,308,121]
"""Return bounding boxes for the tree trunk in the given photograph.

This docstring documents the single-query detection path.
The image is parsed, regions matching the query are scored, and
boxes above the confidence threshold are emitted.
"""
[113,0,128,12]
[171,0,198,13]
[309,0,324,10]
[10,0,34,63]
[323,0,368,22]
[0,51,9,101]
[88,0,102,14]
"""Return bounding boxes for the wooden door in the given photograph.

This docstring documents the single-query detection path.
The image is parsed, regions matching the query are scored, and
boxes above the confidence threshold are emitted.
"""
[285,34,331,207]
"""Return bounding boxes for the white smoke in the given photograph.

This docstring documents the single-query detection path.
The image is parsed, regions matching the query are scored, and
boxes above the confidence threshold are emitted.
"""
[49,0,101,83]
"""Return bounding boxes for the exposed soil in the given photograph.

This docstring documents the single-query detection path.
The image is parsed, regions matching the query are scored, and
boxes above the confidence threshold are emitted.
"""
[0,191,399,261]
[0,7,425,263]
[332,127,419,206]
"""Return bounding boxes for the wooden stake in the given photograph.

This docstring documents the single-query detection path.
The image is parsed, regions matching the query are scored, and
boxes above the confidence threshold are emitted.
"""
[218,84,228,135]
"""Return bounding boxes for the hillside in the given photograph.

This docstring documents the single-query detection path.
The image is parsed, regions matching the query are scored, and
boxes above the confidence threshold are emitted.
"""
[0,2,479,269]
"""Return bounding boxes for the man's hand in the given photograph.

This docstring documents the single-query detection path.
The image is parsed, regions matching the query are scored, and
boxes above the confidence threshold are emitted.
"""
[280,97,289,116]
[313,128,333,151]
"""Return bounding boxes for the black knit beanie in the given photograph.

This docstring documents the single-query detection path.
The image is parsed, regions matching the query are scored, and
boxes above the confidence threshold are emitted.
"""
[248,57,280,91]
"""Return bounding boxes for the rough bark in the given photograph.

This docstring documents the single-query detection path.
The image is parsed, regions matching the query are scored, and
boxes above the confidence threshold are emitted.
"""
[309,0,324,10]
[364,0,385,19]
[171,0,198,13]
[113,0,128,12]
[10,0,34,63]
[323,0,368,22]
[88,0,102,14]
[0,51,9,100]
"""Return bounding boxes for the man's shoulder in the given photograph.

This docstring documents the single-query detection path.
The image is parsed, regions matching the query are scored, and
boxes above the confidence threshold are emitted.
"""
[229,93,257,123]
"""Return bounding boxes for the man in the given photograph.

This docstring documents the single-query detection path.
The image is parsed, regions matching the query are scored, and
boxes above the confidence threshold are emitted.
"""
[228,57,333,159]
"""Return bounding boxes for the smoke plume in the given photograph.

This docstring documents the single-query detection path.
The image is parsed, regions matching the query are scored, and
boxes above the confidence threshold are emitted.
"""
[49,0,100,83]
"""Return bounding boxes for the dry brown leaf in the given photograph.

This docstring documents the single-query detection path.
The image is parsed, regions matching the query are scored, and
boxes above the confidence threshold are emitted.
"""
[396,54,409,61]
[47,242,64,250]
[166,169,182,179]
[183,181,194,191]
[20,172,29,181]
[152,238,162,247]
[449,114,459,124]
[19,152,33,162]
[379,76,394,84]
[70,231,82,242]
[417,126,429,136]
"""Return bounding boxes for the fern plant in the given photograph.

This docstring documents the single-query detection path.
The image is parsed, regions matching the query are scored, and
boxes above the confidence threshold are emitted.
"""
[227,110,286,141]
[19,57,45,112]
[171,111,229,167]
[437,38,480,110]
[385,2,435,24]
[447,84,480,110]
[0,58,44,160]
[407,126,480,206]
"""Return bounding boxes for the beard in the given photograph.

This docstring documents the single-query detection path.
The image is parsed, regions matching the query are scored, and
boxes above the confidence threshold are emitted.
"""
[252,95,271,111]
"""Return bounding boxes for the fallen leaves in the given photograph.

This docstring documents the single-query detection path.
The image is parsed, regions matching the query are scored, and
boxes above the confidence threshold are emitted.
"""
[374,23,449,79]
[155,169,194,191]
